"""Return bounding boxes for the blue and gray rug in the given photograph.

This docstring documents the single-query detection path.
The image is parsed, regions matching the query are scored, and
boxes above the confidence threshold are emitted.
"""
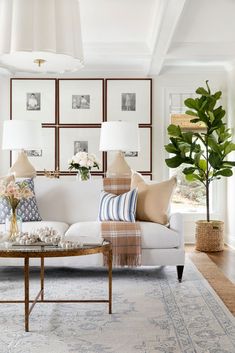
[0,258,235,353]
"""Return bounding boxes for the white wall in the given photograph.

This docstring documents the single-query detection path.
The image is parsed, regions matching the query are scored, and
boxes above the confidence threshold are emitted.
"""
[0,68,229,243]
[226,67,235,248]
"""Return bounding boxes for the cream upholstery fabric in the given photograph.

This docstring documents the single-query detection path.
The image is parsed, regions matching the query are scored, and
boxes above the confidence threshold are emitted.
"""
[65,221,179,249]
[131,172,177,225]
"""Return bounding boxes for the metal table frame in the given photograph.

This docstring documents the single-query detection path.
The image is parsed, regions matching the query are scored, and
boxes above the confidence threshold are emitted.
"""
[0,243,112,332]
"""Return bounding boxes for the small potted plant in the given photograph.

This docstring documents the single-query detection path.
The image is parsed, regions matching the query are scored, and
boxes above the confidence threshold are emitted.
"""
[165,81,235,251]
[68,152,99,181]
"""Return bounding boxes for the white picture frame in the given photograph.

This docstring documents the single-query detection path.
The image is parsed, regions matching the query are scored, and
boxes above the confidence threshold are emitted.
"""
[107,127,152,173]
[12,127,56,172]
[106,79,152,125]
[59,79,104,124]
[11,79,56,124]
[59,127,103,172]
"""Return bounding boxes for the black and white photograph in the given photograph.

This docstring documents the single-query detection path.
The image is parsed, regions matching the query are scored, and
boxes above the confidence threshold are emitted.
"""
[26,92,41,111]
[124,151,138,157]
[72,95,90,109]
[106,79,152,124]
[74,141,88,154]
[121,93,136,111]
[26,149,42,157]
[59,79,104,124]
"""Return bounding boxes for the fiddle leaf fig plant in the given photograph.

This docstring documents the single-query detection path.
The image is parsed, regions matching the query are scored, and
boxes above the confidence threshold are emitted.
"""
[165,80,235,222]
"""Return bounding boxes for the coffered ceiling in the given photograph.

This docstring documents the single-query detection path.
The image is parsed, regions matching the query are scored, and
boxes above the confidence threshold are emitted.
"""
[1,0,235,75]
[80,0,235,74]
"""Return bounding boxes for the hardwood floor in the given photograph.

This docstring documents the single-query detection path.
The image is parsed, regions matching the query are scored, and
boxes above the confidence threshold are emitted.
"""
[186,244,235,283]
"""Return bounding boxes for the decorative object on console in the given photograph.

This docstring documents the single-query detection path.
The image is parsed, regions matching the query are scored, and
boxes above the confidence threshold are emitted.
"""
[100,121,140,177]
[0,0,83,74]
[0,179,34,241]
[68,152,99,181]
[98,188,138,222]
[165,81,235,252]
[2,120,42,178]
[131,172,177,225]
[0,178,42,226]
[106,79,152,125]
[44,168,60,179]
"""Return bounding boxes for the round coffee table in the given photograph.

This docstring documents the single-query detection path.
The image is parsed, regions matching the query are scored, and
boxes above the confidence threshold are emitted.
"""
[0,241,112,332]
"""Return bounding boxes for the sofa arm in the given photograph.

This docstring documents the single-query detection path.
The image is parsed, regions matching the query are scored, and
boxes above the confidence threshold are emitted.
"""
[169,213,184,248]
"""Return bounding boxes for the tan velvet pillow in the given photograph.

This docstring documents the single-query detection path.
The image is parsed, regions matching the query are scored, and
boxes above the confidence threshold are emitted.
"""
[131,172,177,225]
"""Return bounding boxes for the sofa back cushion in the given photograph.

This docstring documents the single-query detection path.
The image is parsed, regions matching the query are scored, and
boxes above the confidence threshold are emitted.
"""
[131,172,177,225]
[34,178,103,224]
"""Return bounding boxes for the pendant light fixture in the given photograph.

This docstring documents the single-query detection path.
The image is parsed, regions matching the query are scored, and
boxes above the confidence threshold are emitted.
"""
[0,0,84,74]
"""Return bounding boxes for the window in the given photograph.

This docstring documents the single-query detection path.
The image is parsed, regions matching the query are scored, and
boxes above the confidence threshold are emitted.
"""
[168,92,208,213]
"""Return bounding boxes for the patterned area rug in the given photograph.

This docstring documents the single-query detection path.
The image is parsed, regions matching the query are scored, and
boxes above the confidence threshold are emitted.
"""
[0,258,235,353]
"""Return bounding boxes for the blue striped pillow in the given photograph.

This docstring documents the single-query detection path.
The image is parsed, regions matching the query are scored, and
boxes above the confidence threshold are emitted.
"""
[98,188,138,222]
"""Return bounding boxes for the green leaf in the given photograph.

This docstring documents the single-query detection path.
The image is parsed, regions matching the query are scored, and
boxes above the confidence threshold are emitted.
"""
[207,136,221,153]
[167,124,181,137]
[164,144,179,154]
[185,173,202,182]
[213,91,222,100]
[196,87,209,96]
[185,110,198,117]
[208,111,215,122]
[225,143,235,155]
[165,156,184,168]
[214,169,233,177]
[205,80,211,94]
[190,118,201,124]
[183,167,196,175]
[184,98,198,110]
[209,152,222,169]
[199,159,207,171]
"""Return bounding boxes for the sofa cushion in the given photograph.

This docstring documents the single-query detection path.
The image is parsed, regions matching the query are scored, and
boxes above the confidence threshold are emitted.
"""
[65,221,179,249]
[0,221,69,237]
[131,172,177,225]
[98,189,138,222]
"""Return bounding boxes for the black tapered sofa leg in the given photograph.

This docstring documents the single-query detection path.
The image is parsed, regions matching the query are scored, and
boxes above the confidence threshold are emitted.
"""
[177,265,184,283]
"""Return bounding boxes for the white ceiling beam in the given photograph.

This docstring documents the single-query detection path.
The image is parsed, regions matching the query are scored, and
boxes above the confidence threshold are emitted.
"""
[149,0,187,75]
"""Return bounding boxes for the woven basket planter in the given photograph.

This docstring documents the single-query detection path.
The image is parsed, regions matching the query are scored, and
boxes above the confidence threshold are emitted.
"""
[195,220,224,252]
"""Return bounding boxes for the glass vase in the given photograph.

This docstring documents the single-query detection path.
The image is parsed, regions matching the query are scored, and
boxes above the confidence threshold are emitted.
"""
[5,208,22,242]
[76,169,91,181]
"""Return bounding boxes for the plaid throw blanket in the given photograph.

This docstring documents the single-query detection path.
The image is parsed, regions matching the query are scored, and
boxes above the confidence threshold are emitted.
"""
[101,178,142,267]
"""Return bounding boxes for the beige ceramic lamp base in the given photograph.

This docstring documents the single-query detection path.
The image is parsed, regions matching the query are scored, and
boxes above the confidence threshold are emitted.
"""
[10,151,36,178]
[106,151,131,178]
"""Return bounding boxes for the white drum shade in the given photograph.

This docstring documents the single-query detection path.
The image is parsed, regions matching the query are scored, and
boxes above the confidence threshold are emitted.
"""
[0,0,84,73]
[99,121,140,152]
[2,120,42,150]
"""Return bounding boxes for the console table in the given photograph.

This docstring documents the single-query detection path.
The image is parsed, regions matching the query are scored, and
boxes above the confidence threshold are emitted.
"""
[0,242,112,332]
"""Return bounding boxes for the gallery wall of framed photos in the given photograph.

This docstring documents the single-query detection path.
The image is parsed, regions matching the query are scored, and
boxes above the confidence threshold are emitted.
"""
[10,78,152,178]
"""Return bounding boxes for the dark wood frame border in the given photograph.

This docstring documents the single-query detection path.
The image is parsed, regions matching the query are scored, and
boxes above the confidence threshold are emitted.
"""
[58,78,105,125]
[105,78,152,126]
[10,78,57,125]
[10,77,152,178]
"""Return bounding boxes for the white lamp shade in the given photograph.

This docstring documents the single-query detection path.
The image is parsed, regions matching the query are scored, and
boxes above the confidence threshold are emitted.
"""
[99,121,140,152]
[0,0,83,73]
[2,120,42,150]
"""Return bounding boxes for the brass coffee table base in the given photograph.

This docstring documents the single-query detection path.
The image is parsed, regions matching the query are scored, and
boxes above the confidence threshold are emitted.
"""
[0,244,112,332]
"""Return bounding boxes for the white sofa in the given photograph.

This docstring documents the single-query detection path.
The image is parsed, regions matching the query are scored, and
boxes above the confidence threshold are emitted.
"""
[0,178,185,281]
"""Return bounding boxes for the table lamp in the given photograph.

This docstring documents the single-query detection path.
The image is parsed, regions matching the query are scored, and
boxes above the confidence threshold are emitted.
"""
[99,121,140,177]
[2,120,42,178]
